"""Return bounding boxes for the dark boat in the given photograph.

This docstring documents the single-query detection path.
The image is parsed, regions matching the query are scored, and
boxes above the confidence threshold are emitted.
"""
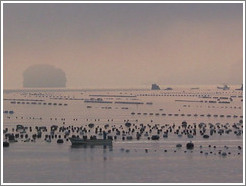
[151,84,160,90]
[69,137,113,146]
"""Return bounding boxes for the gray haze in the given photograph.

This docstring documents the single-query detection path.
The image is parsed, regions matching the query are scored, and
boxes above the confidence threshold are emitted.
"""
[23,64,66,88]
[3,3,243,89]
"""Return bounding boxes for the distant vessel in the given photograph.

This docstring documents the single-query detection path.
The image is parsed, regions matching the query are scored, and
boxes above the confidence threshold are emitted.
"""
[164,87,173,90]
[151,84,160,90]
[217,84,230,90]
[235,84,243,91]
[190,87,199,90]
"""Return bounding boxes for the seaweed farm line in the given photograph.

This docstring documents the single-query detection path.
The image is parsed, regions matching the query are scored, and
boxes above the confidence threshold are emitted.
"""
[3,86,243,183]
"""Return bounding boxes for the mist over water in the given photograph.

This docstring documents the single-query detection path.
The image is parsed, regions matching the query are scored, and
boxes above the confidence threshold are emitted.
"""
[2,2,244,184]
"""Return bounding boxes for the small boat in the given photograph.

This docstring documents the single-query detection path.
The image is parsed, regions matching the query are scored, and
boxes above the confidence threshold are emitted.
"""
[217,84,230,90]
[69,137,113,146]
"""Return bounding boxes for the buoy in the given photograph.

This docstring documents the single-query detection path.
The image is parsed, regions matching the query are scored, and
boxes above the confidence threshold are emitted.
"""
[176,144,182,148]
[186,141,194,150]
[88,123,94,128]
[126,136,133,140]
[221,152,227,157]
[57,139,64,144]
[203,134,209,139]
[182,121,187,128]
[187,134,193,138]
[163,133,168,138]
[125,122,131,127]
[151,135,159,140]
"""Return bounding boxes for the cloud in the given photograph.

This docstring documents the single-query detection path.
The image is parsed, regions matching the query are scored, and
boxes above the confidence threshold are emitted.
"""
[23,64,66,88]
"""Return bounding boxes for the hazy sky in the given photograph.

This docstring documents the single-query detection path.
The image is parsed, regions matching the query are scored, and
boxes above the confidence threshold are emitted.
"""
[3,3,243,89]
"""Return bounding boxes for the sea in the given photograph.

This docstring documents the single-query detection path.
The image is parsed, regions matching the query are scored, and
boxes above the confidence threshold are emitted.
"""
[2,85,244,183]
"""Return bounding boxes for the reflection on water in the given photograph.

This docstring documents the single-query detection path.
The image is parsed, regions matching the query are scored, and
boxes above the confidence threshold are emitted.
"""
[3,87,243,183]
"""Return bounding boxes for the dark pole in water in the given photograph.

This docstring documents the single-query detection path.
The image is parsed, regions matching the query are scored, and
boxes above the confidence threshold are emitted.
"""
[103,131,107,140]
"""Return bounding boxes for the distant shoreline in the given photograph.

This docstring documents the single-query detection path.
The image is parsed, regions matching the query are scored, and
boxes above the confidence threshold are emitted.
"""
[3,84,242,93]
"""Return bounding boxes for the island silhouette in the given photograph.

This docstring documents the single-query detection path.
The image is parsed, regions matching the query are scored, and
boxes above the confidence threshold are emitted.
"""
[23,64,66,88]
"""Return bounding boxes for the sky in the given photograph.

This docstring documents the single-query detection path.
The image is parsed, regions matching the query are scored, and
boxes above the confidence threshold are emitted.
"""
[3,3,244,89]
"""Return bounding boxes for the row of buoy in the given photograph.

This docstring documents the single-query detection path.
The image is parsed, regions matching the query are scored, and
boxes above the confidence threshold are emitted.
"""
[5,116,42,120]
[137,93,242,97]
[4,133,242,158]
[3,110,14,114]
[130,112,243,119]
[3,120,243,146]
[10,101,68,106]
[119,144,242,156]
[185,105,242,109]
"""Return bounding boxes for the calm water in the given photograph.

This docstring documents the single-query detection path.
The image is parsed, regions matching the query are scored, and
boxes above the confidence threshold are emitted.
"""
[3,86,244,183]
